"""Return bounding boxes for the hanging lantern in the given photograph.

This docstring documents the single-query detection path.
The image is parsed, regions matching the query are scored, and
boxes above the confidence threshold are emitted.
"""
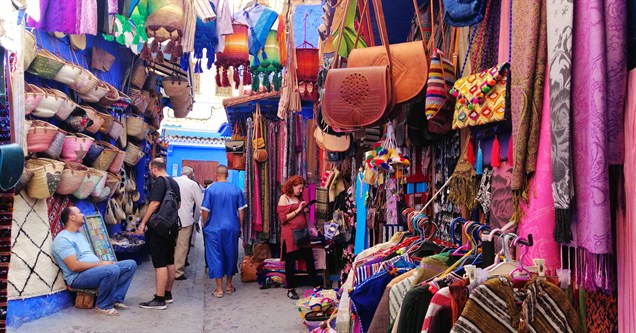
[215,23,250,94]
[142,0,187,63]
[248,30,283,95]
[295,13,319,101]
[251,30,281,64]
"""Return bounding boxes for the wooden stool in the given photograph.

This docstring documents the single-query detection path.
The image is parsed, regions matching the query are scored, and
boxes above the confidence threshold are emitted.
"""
[67,286,98,309]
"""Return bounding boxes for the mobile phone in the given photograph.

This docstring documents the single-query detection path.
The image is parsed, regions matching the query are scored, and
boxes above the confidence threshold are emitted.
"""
[307,199,317,206]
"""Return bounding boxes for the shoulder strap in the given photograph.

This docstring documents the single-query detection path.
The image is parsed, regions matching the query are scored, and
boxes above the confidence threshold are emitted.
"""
[162,176,172,193]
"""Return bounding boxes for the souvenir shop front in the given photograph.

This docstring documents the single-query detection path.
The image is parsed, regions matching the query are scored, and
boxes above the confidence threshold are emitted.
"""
[232,0,634,331]
[0,1,202,327]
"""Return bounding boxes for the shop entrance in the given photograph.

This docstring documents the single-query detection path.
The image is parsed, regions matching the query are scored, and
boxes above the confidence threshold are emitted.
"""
[182,160,219,186]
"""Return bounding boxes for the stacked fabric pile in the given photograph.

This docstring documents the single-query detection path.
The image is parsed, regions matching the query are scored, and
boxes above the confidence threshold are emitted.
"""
[257,258,286,289]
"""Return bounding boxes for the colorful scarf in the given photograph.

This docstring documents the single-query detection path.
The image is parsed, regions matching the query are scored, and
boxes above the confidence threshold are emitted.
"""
[547,0,575,243]
[236,4,279,66]
[571,0,626,291]
[244,117,254,244]
[517,68,560,272]
[510,0,547,222]
[489,161,513,229]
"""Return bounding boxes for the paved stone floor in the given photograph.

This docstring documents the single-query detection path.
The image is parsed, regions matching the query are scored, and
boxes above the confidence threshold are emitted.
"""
[10,233,308,333]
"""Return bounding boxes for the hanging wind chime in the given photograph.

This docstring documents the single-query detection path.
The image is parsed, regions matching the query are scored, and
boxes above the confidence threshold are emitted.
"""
[215,23,251,96]
[296,13,320,101]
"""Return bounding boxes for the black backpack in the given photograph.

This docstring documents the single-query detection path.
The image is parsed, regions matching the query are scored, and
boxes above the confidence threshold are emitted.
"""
[148,177,180,237]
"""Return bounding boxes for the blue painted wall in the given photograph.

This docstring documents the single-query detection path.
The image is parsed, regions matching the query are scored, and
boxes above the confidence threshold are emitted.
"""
[7,291,73,328]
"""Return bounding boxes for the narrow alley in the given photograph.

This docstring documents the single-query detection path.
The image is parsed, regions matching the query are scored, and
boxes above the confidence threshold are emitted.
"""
[10,234,307,333]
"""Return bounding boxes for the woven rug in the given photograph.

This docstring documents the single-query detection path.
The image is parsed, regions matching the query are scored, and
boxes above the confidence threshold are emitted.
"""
[8,193,65,300]
[46,195,71,238]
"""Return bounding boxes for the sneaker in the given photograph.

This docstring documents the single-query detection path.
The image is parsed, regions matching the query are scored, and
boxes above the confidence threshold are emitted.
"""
[165,291,173,304]
[139,297,167,310]
[287,289,299,300]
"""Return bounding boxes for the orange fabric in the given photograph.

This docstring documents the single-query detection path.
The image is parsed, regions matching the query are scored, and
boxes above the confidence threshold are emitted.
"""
[277,14,288,66]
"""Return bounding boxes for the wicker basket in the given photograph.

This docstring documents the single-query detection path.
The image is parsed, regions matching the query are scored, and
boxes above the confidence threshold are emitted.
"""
[33,88,66,118]
[23,30,37,69]
[92,141,119,171]
[130,63,148,89]
[98,111,114,135]
[98,83,119,108]
[40,129,67,160]
[126,115,149,140]
[129,88,149,114]
[109,119,125,142]
[27,120,59,153]
[79,80,110,103]
[82,142,104,166]
[83,105,106,134]
[170,93,193,118]
[61,133,95,162]
[103,172,120,199]
[24,158,65,199]
[15,167,33,194]
[27,49,64,79]
[90,168,108,198]
[73,167,100,199]
[53,61,83,85]
[54,90,77,121]
[163,75,190,96]
[70,68,99,95]
[56,162,89,195]
[124,142,144,166]
[108,148,125,174]
[24,84,44,115]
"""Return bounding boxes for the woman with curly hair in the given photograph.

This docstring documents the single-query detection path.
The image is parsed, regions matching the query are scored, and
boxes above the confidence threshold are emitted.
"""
[277,175,321,299]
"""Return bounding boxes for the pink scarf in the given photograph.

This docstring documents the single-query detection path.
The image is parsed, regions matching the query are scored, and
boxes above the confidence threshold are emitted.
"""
[518,67,559,273]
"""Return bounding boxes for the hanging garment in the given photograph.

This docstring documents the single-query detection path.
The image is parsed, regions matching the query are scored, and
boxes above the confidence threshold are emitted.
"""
[510,0,547,221]
[547,0,575,243]
[28,0,79,34]
[517,67,560,272]
[572,0,626,292]
[451,277,582,333]
[234,4,279,66]
[618,69,636,332]
[489,160,513,229]
[354,174,369,254]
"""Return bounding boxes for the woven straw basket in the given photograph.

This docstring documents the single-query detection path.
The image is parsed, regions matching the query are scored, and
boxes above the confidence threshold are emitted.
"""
[56,162,89,195]
[93,141,119,171]
[61,133,94,162]
[24,158,65,199]
[27,120,59,153]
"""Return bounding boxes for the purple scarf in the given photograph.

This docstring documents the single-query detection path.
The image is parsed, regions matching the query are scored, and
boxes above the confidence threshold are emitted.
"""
[572,0,626,290]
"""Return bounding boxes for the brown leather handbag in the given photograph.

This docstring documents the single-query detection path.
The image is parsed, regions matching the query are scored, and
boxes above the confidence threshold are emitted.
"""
[226,124,246,171]
[91,47,115,72]
[347,0,430,104]
[322,0,394,130]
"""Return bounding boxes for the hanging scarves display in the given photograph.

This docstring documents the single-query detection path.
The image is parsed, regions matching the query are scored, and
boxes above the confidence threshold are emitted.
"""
[139,0,187,64]
[510,0,546,222]
[215,23,250,96]
[237,3,279,67]
[547,0,575,243]
[571,0,626,292]
[250,30,283,94]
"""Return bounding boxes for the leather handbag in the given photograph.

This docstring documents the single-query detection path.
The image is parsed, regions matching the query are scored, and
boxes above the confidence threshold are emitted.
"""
[91,47,115,72]
[346,0,430,105]
[322,0,393,131]
[239,256,258,282]
[0,144,25,191]
[293,228,310,246]
[253,103,268,163]
[226,124,246,171]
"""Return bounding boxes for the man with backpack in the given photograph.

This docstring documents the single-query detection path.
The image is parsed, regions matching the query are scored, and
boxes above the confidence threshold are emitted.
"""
[136,158,181,310]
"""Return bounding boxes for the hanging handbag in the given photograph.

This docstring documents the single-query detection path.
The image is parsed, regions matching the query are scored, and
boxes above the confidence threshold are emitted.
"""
[91,47,116,72]
[322,0,394,131]
[346,0,430,105]
[253,103,268,163]
[425,1,460,135]
[226,123,246,171]
[451,0,510,129]
[293,228,310,246]
[104,200,118,225]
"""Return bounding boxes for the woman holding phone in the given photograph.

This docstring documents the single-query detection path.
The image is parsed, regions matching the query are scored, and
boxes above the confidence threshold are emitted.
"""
[277,175,321,299]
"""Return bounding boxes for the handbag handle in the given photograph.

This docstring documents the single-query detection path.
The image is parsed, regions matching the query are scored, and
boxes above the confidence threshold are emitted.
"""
[331,0,354,69]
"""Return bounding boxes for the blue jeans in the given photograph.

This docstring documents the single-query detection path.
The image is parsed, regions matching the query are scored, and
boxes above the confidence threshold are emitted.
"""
[71,260,137,310]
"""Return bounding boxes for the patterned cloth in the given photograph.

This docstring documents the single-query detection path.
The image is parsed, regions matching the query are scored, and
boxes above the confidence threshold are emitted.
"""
[510,0,547,222]
[585,289,618,333]
[451,277,582,333]
[571,0,626,291]
[547,0,575,243]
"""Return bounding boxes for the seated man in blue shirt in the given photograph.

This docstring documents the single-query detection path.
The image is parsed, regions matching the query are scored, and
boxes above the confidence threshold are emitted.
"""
[52,206,137,316]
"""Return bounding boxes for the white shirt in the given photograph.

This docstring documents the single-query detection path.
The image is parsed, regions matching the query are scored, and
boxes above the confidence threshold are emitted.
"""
[174,175,204,228]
